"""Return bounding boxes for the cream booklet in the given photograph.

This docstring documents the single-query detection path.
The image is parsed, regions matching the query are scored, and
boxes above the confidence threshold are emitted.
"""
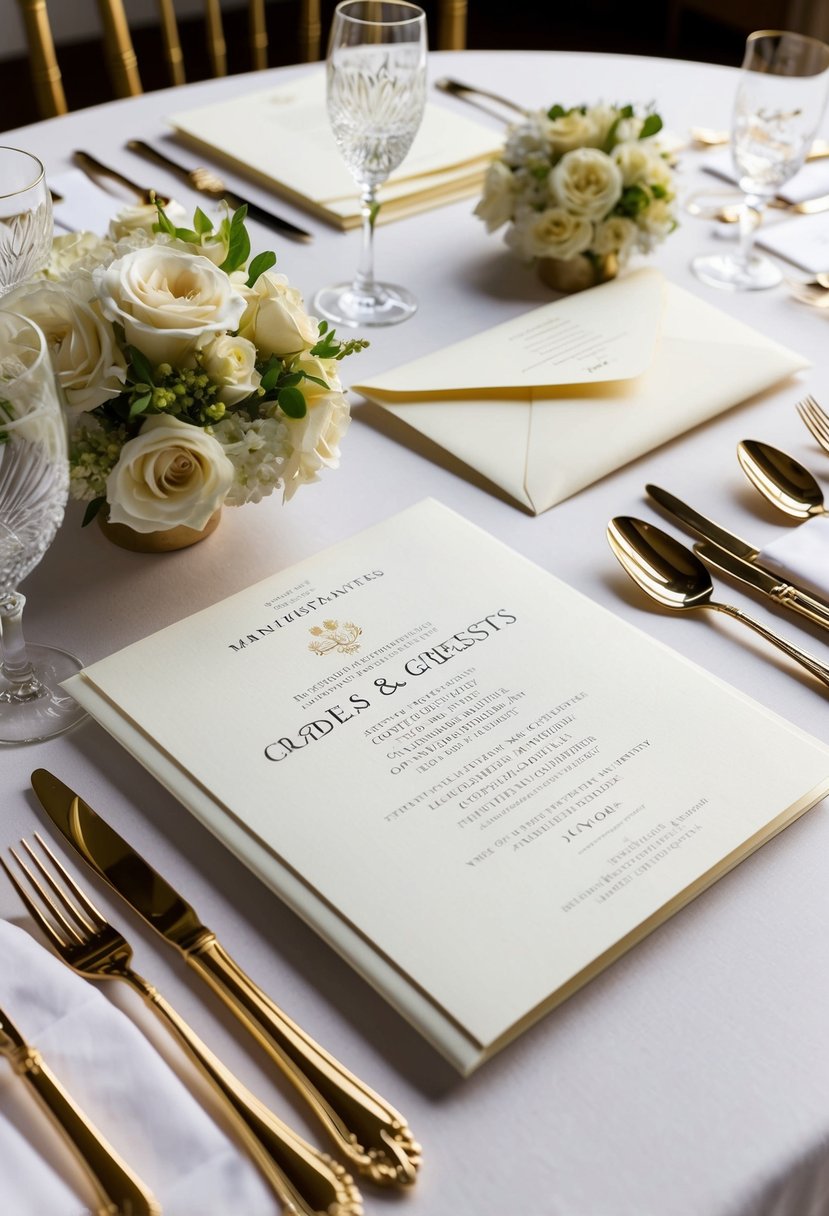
[354,269,808,513]
[65,501,829,1074]
[169,72,502,228]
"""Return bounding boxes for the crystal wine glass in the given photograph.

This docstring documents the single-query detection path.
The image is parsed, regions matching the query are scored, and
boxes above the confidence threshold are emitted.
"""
[0,148,53,296]
[0,311,85,743]
[314,0,427,327]
[693,30,829,291]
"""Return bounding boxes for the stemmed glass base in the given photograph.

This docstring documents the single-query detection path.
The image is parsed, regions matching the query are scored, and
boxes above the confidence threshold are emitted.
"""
[691,249,782,292]
[314,280,418,327]
[0,642,85,744]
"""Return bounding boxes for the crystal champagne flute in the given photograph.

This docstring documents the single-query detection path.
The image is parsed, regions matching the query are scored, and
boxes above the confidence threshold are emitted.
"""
[0,148,53,296]
[0,311,85,743]
[314,0,427,327]
[693,30,829,291]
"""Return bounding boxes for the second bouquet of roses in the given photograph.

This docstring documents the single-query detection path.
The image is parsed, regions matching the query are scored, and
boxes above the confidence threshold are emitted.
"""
[7,200,367,535]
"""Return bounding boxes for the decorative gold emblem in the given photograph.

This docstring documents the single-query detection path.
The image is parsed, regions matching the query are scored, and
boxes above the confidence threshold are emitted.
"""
[309,619,362,656]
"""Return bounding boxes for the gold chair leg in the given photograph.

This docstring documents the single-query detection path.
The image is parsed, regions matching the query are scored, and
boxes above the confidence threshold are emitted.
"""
[157,0,185,86]
[299,0,322,62]
[95,0,142,98]
[437,0,467,50]
[15,0,67,118]
[205,0,227,78]
[249,0,268,70]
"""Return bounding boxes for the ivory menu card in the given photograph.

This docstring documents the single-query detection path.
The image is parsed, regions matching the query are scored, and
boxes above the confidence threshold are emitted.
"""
[65,501,829,1073]
[354,269,808,513]
[169,72,502,228]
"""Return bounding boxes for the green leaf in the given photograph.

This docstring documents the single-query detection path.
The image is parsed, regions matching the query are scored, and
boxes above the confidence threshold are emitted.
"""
[82,496,107,527]
[219,205,251,274]
[260,357,283,393]
[547,104,566,120]
[129,392,152,419]
[279,372,303,387]
[246,250,277,287]
[602,117,622,153]
[174,227,202,244]
[127,346,155,386]
[616,183,650,217]
[193,207,213,235]
[639,113,663,139]
[277,385,307,418]
[153,200,177,237]
[300,373,329,389]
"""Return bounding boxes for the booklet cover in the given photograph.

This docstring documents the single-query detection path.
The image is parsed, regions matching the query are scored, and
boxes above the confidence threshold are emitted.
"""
[65,501,829,1073]
[169,72,502,229]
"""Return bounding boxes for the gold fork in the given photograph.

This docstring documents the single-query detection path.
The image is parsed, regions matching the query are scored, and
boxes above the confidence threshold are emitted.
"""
[0,1001,160,1216]
[796,394,829,454]
[1,835,363,1216]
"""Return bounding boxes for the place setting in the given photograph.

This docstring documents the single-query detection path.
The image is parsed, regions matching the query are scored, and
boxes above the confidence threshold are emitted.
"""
[6,4,829,1215]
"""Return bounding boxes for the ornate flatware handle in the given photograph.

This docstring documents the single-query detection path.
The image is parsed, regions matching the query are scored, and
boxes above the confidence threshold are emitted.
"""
[131,975,363,1216]
[186,936,421,1186]
[0,1025,160,1216]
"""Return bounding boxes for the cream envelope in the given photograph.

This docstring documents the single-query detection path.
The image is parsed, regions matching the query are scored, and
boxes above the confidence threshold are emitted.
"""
[353,269,809,513]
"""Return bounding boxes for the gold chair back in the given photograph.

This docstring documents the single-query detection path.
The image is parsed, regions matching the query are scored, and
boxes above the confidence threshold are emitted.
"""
[17,0,467,121]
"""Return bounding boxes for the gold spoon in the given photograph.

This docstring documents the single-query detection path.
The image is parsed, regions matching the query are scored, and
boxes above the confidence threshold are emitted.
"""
[607,515,829,689]
[737,439,829,520]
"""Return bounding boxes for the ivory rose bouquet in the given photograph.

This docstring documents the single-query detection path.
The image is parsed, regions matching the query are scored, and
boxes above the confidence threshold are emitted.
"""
[475,102,676,276]
[7,201,366,533]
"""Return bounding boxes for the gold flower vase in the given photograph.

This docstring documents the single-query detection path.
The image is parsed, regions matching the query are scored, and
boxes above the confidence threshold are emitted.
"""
[538,252,618,294]
[98,508,222,553]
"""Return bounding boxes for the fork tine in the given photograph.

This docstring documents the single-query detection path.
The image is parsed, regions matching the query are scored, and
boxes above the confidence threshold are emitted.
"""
[797,395,829,452]
[0,852,74,950]
[21,836,103,936]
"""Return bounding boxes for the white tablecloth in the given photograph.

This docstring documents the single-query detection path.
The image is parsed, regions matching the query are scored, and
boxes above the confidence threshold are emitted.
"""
[2,49,829,1216]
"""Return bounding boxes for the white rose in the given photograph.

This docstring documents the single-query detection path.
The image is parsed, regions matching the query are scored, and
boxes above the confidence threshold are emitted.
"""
[200,333,261,406]
[636,197,676,243]
[546,110,600,154]
[506,206,593,262]
[239,271,318,358]
[281,389,350,501]
[94,246,246,368]
[592,216,637,259]
[5,280,126,412]
[292,351,343,399]
[474,161,516,232]
[108,199,187,241]
[611,142,653,187]
[550,147,623,220]
[106,414,233,532]
[586,104,621,148]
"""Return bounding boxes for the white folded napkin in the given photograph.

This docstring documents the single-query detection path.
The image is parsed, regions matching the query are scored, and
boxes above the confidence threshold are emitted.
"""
[755,211,829,274]
[49,169,128,236]
[703,147,829,204]
[0,919,275,1216]
[761,515,829,598]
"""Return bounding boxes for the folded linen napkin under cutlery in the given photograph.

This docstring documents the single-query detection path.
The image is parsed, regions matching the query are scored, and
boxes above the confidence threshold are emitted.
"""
[0,918,275,1216]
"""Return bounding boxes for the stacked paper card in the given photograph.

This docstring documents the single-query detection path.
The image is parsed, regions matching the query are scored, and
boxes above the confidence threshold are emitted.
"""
[169,71,503,228]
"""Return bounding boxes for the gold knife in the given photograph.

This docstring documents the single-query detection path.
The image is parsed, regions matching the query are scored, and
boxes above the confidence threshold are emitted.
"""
[0,1003,161,1216]
[31,769,420,1188]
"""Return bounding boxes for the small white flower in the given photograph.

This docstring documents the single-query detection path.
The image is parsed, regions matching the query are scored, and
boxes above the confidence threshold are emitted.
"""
[474,161,516,233]
[550,147,623,220]
[636,197,675,243]
[213,413,289,505]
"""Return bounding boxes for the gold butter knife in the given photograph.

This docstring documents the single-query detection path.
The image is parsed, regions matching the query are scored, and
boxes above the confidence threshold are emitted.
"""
[31,769,421,1187]
[0,1002,160,1216]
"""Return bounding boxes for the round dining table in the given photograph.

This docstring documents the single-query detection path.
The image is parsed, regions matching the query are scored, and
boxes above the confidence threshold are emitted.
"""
[2,47,829,1216]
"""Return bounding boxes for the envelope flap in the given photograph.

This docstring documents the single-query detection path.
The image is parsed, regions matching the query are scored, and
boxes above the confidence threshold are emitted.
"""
[353,268,666,399]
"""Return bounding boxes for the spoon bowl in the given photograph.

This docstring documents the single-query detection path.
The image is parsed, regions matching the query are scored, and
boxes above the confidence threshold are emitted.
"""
[607,514,829,689]
[736,439,826,519]
[607,516,716,611]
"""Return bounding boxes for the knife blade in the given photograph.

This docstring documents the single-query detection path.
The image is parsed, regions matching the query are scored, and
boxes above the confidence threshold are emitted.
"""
[695,540,829,632]
[30,768,419,1186]
[646,483,760,559]
[126,140,313,243]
